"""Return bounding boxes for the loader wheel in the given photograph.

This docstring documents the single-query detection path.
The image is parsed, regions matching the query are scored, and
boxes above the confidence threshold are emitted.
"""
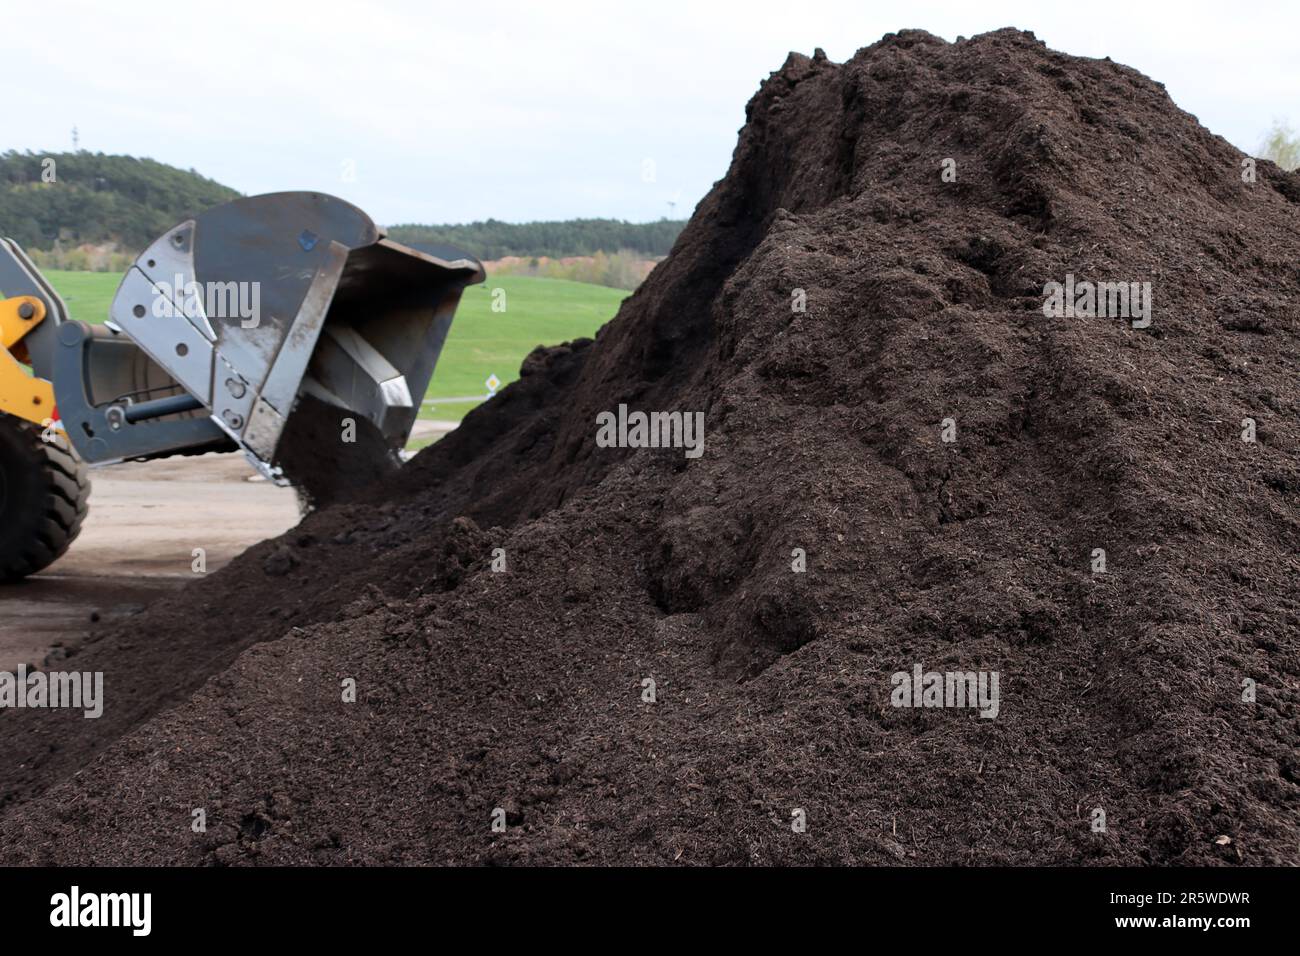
[0,414,91,582]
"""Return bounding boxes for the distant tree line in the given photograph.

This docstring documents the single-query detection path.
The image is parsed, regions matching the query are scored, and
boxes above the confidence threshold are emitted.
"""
[0,151,240,252]
[489,249,655,290]
[388,218,685,260]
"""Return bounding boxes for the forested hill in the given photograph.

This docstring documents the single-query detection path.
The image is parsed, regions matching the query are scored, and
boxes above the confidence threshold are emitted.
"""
[0,151,240,250]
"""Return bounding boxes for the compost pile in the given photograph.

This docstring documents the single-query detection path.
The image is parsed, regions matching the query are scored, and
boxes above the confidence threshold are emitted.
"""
[2,29,1298,865]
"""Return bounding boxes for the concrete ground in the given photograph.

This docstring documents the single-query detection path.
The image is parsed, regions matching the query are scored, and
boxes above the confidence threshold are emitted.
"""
[0,419,457,671]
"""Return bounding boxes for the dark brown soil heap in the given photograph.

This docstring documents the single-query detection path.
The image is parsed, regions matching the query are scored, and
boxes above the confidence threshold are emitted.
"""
[274,393,401,509]
[3,28,1299,865]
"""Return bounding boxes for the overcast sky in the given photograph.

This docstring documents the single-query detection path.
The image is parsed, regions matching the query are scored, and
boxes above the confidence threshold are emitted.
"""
[4,0,1296,226]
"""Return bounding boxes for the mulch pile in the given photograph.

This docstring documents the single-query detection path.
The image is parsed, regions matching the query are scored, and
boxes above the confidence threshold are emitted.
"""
[274,392,402,509]
[2,28,1298,865]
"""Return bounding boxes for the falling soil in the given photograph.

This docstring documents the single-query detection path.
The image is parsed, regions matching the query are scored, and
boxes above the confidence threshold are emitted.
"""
[2,29,1299,865]
[273,393,402,510]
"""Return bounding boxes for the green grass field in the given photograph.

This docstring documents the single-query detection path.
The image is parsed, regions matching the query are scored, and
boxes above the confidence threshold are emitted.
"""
[42,270,626,424]
[423,277,625,421]
[42,269,119,324]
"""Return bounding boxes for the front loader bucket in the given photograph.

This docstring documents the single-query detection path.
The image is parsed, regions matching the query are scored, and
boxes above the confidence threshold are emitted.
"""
[102,192,483,482]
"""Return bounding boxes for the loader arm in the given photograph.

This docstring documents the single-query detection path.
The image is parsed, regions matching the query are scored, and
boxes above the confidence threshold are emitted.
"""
[5,193,483,476]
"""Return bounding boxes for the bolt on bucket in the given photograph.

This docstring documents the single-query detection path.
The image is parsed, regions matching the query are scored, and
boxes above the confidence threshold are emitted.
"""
[106,192,484,489]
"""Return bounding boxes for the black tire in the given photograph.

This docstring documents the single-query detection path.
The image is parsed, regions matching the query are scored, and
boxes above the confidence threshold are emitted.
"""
[0,414,91,582]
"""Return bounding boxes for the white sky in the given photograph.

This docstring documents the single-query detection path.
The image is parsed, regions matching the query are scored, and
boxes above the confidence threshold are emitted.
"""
[3,0,1296,226]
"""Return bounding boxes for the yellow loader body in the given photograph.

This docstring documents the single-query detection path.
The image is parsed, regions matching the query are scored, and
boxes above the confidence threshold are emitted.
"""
[0,294,55,427]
